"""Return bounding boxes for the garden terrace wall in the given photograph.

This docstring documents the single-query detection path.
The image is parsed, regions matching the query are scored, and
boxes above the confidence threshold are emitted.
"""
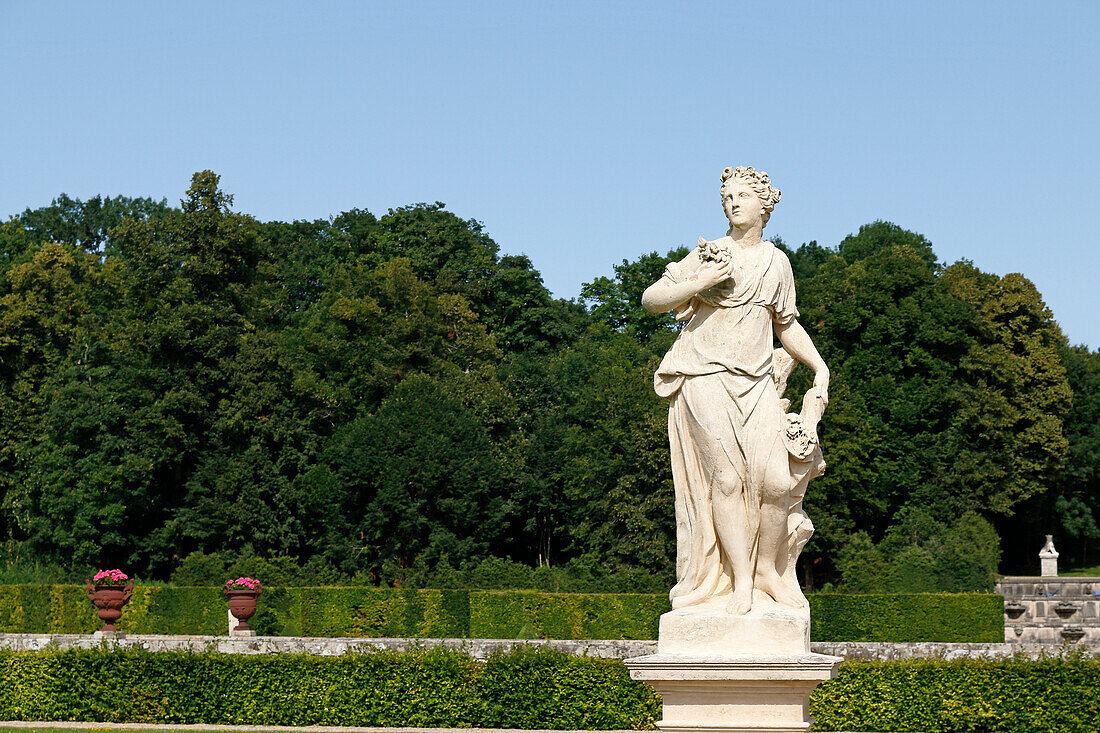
[0,635,1094,661]
[0,586,1004,642]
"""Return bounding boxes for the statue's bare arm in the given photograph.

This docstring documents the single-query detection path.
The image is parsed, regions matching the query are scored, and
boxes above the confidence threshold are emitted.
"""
[775,319,830,405]
[641,259,732,314]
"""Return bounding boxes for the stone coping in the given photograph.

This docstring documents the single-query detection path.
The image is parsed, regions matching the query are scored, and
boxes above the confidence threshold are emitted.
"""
[0,634,1096,659]
[0,635,652,659]
[999,575,1100,581]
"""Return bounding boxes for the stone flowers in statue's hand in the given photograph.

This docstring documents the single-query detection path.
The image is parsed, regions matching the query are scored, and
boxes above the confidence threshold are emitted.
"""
[697,236,731,264]
[691,236,733,290]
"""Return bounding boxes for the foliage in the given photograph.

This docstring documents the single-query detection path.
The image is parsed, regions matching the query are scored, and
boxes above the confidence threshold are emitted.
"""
[808,593,1004,643]
[171,551,671,594]
[15,193,171,254]
[0,585,1003,642]
[839,510,1002,593]
[785,224,1073,579]
[0,174,1091,585]
[811,656,1100,733]
[999,343,1100,572]
[0,647,660,729]
[468,591,668,640]
[0,541,79,584]
[579,247,689,343]
[2,647,1098,731]
[475,646,659,730]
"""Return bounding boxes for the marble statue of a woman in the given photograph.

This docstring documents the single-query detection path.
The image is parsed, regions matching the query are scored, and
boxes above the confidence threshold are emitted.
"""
[642,166,829,617]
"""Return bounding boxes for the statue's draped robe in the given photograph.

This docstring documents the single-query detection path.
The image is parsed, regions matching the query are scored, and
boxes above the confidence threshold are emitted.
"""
[654,242,799,609]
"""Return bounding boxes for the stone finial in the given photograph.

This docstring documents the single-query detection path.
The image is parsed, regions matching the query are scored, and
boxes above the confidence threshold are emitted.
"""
[1039,535,1059,577]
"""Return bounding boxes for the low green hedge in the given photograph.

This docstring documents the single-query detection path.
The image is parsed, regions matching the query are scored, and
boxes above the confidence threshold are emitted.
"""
[812,656,1100,733]
[1,648,1097,732]
[0,585,1003,642]
[0,647,659,729]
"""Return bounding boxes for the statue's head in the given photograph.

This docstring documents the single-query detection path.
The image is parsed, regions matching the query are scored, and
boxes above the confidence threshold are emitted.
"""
[720,166,782,229]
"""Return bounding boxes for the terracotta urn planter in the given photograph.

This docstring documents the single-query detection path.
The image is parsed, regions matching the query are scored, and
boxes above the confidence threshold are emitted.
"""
[224,577,263,634]
[85,574,134,634]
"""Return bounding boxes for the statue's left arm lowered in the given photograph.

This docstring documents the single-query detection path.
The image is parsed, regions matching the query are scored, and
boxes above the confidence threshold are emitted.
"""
[775,319,830,406]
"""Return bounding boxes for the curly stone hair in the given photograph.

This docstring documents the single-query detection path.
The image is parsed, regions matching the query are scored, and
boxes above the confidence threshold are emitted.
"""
[720,166,782,227]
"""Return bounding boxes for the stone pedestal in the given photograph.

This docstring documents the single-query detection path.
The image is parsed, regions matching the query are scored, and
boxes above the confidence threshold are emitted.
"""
[626,597,840,732]
[626,653,841,733]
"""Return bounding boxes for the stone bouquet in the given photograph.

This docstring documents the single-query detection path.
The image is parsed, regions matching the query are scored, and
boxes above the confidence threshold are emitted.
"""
[625,166,840,732]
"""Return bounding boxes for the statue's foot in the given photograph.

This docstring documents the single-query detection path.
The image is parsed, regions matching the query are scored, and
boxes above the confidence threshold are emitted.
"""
[755,570,807,609]
[726,586,753,616]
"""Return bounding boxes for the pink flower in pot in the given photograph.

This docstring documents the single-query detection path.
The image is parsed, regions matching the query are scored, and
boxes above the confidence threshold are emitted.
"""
[223,576,263,633]
[85,569,134,634]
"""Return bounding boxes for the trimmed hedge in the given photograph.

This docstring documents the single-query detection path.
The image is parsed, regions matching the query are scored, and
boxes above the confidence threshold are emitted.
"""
[0,585,1003,642]
[468,591,668,639]
[1,648,1098,731]
[812,656,1100,733]
[0,647,660,729]
[297,587,470,638]
[808,593,1004,642]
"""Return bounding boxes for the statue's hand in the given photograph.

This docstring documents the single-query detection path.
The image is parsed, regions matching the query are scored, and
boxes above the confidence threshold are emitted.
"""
[813,368,830,408]
[690,259,732,291]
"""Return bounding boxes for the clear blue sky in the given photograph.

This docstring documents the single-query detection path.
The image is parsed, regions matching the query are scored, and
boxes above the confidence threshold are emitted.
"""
[3,1,1098,348]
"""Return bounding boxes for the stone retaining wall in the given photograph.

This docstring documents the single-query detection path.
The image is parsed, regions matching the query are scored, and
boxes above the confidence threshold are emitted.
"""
[996,575,1100,644]
[2,634,1097,660]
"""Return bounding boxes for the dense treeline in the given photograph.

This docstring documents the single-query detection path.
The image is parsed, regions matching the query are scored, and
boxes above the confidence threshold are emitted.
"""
[0,172,1096,589]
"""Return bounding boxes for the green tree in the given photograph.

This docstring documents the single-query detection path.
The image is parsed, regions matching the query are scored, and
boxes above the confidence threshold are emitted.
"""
[936,511,1001,592]
[580,247,689,344]
[796,234,971,537]
[1053,345,1100,566]
[18,193,171,254]
[940,263,1071,515]
[542,326,676,574]
[0,242,110,561]
[836,531,889,592]
[327,373,510,574]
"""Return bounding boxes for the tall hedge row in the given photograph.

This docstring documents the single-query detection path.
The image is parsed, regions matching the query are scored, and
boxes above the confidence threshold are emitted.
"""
[468,591,668,640]
[808,593,1004,643]
[1,648,1097,732]
[0,585,1004,642]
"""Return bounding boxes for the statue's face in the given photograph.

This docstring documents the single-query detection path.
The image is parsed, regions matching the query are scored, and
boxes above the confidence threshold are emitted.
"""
[721,178,764,231]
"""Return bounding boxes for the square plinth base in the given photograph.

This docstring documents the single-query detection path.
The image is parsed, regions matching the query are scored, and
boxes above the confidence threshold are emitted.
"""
[658,596,810,656]
[625,653,841,733]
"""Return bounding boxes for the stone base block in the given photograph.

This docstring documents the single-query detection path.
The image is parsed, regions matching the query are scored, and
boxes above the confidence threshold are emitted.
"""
[658,597,810,656]
[625,653,840,733]
[229,629,257,637]
[92,630,125,639]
